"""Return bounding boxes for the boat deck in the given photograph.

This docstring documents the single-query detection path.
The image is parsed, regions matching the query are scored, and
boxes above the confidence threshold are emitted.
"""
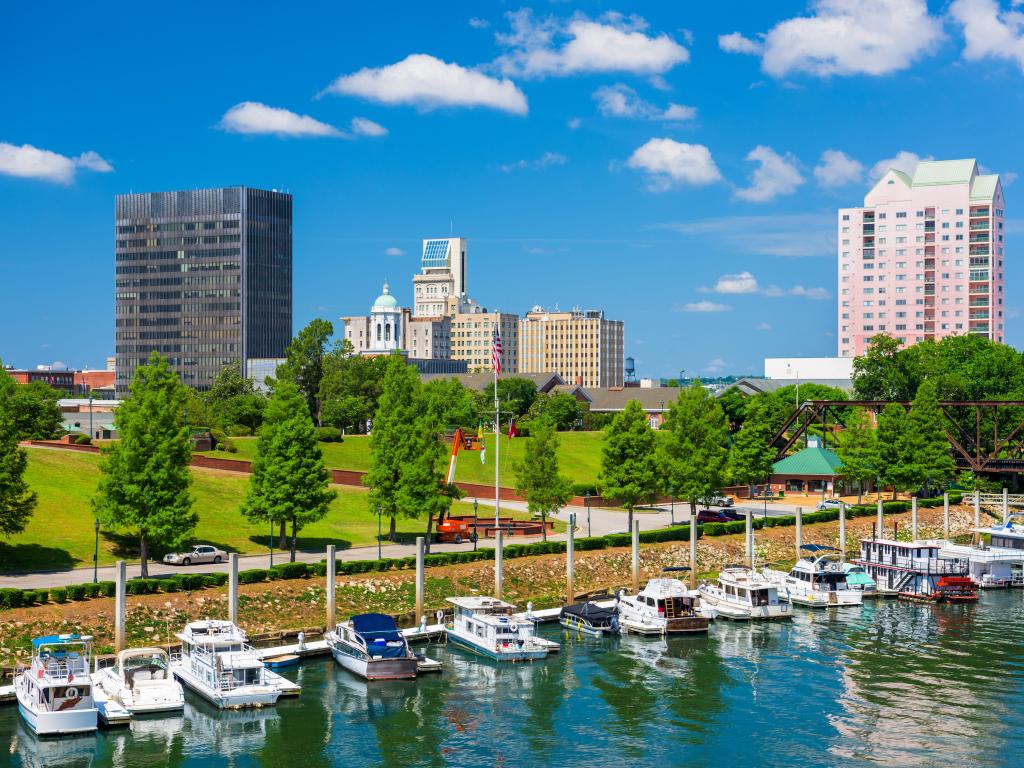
[93,687,132,727]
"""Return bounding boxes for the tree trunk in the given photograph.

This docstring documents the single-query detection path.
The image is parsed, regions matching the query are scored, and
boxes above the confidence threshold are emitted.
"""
[389,515,397,543]
[857,480,863,506]
[139,535,149,578]
[424,512,436,555]
[891,488,898,502]
[290,517,297,563]
[279,518,287,545]
[541,511,547,542]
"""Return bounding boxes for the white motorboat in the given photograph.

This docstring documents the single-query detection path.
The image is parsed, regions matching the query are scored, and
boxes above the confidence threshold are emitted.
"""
[617,574,710,635]
[698,567,791,620]
[445,597,554,661]
[761,545,863,608]
[15,634,98,736]
[171,620,297,709]
[93,647,184,715]
[325,613,419,680]
[940,515,1024,588]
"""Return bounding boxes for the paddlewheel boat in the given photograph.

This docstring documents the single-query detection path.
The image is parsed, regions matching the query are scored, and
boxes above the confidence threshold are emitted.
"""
[853,538,978,602]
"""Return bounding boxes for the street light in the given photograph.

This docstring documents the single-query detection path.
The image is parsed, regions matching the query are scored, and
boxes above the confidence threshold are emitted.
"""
[377,504,382,560]
[585,492,592,538]
[93,517,100,583]
[269,518,274,568]
[473,499,479,552]
[669,486,675,526]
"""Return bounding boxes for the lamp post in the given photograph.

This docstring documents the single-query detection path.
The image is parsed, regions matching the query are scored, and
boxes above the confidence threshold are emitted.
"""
[670,486,675,526]
[93,517,100,583]
[473,499,479,552]
[377,505,383,560]
[268,518,274,568]
[585,492,592,538]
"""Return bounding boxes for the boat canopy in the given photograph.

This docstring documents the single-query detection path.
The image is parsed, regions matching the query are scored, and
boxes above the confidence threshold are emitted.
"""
[561,602,617,625]
[801,544,838,553]
[662,566,692,572]
[32,633,85,648]
[351,613,406,658]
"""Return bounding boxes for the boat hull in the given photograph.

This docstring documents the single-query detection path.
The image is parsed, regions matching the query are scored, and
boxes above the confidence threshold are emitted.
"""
[93,672,184,716]
[171,664,280,709]
[559,616,615,636]
[699,593,791,620]
[446,631,549,662]
[15,686,97,737]
[329,645,418,680]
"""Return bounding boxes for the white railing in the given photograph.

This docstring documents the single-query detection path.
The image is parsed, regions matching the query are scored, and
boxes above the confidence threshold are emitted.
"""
[974,492,1024,506]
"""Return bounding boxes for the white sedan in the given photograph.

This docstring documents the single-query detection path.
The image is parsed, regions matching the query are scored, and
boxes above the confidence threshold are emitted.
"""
[816,499,844,511]
[163,545,227,566]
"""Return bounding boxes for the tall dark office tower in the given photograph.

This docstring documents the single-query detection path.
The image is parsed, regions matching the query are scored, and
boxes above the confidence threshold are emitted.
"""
[115,187,292,395]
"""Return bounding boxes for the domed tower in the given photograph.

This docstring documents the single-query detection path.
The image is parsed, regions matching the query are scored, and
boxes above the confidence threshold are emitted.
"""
[369,281,402,353]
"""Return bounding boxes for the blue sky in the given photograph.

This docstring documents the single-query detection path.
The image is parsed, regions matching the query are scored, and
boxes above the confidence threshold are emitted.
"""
[2,0,1022,377]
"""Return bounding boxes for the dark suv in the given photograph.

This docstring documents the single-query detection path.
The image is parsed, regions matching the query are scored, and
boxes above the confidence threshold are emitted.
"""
[696,510,734,524]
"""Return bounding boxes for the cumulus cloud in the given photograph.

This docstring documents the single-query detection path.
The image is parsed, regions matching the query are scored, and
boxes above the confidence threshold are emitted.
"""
[763,283,831,299]
[323,54,528,115]
[951,0,1024,69]
[350,117,388,137]
[593,83,696,121]
[704,357,728,374]
[384,246,405,256]
[734,145,805,202]
[869,150,931,180]
[495,10,689,78]
[721,0,942,77]
[219,101,341,137]
[679,301,731,313]
[626,138,723,191]
[713,272,759,294]
[756,322,772,331]
[718,32,762,55]
[469,17,490,29]
[567,117,582,130]
[814,149,864,187]
[0,142,114,184]
[499,151,568,172]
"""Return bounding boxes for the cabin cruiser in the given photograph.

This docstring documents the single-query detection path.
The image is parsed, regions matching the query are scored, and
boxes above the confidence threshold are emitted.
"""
[325,613,419,680]
[853,538,978,602]
[445,597,554,661]
[93,647,184,715]
[842,563,879,596]
[617,573,710,635]
[15,634,98,736]
[171,620,298,709]
[698,567,791,620]
[940,515,1024,588]
[761,545,863,608]
[559,601,620,636]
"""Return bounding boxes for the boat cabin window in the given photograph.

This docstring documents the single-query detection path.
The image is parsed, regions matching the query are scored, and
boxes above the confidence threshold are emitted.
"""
[751,589,769,606]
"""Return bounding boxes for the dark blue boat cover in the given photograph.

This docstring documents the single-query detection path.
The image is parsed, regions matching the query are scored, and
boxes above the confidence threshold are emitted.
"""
[352,613,406,658]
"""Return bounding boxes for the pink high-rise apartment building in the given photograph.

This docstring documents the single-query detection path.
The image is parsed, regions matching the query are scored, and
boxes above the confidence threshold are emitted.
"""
[838,159,1006,357]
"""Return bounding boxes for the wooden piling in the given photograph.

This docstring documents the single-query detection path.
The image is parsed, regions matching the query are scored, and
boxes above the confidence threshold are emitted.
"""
[838,502,846,560]
[745,510,753,570]
[1004,488,1010,523]
[943,493,950,540]
[911,497,919,541]
[415,536,425,624]
[876,498,884,541]
[795,507,803,560]
[974,491,981,527]
[689,511,698,588]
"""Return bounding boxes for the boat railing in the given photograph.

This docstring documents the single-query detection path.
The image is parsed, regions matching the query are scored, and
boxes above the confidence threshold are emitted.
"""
[32,655,90,683]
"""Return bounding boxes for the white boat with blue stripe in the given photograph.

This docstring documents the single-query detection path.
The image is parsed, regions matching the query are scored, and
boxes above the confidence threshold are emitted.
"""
[445,597,552,662]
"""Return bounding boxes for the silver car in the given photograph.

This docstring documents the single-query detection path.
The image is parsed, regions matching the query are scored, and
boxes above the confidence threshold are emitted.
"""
[163,545,227,566]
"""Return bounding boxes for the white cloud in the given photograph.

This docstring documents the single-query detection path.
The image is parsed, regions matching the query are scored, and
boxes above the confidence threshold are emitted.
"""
[0,142,114,184]
[718,32,762,55]
[756,322,772,331]
[713,272,759,294]
[723,0,943,78]
[219,101,341,137]
[350,117,388,137]
[626,138,723,191]
[324,54,528,115]
[952,0,1024,69]
[662,103,697,121]
[469,17,490,29]
[680,301,731,313]
[495,10,689,78]
[704,357,728,374]
[593,84,696,121]
[788,285,831,299]
[384,247,404,256]
[814,149,864,188]
[869,150,931,180]
[650,212,835,258]
[499,151,568,172]
[1004,171,1019,185]
[734,145,805,202]
[567,117,582,130]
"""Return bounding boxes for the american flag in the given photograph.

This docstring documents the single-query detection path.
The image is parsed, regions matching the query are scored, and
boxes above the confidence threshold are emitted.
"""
[491,324,502,375]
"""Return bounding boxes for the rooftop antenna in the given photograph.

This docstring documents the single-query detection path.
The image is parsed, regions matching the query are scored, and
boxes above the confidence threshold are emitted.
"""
[450,218,454,235]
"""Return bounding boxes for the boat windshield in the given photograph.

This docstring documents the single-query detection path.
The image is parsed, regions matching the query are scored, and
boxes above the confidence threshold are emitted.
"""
[122,654,170,682]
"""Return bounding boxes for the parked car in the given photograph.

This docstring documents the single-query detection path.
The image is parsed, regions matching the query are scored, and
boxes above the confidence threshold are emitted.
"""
[718,509,744,521]
[816,499,843,511]
[163,545,227,566]
[696,510,734,524]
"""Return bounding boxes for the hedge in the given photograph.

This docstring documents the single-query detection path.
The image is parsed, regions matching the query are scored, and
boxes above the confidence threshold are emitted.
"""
[270,562,309,580]
[66,584,88,601]
[238,568,270,584]
[50,587,67,603]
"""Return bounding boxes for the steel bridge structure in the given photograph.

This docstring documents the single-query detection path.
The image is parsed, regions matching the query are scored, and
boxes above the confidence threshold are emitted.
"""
[771,400,1024,474]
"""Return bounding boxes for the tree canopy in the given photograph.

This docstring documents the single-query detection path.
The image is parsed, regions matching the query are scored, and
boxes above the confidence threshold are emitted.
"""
[727,396,779,489]
[0,419,36,537]
[0,365,62,441]
[660,382,730,514]
[514,415,573,541]
[278,318,334,424]
[205,364,266,433]
[599,399,660,532]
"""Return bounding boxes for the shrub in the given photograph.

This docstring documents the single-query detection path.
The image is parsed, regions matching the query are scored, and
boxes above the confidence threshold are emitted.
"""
[270,562,309,580]
[317,426,343,443]
[0,588,25,609]
[225,424,252,437]
[35,589,48,604]
[216,438,238,453]
[309,561,327,577]
[20,590,36,606]
[238,568,269,584]
[98,580,116,597]
[66,584,88,601]
[210,428,227,445]
[74,434,92,445]
[205,572,228,587]
[51,587,68,603]
[162,577,182,593]
[84,583,101,598]
[571,483,600,498]
[126,578,160,595]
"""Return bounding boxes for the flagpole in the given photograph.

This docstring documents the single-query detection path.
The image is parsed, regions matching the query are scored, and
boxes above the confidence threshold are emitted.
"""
[494,324,500,536]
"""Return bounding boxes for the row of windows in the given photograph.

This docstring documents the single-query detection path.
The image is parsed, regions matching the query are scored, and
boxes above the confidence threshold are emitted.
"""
[115,248,239,262]
[117,235,241,248]
[117,220,238,234]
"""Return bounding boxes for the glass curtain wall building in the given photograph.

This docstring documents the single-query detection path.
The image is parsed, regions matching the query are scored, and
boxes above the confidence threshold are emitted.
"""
[115,187,292,395]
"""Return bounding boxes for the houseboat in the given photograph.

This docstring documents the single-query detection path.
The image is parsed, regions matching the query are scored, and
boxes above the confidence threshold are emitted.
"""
[842,563,879,595]
[698,567,791,620]
[445,597,553,661]
[559,601,620,636]
[171,620,298,709]
[15,634,98,736]
[940,516,1024,588]
[617,575,710,634]
[762,545,863,608]
[325,613,420,680]
[853,538,978,602]
[93,647,184,715]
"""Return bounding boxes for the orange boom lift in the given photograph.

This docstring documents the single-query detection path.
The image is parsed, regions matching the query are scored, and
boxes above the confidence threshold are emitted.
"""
[435,428,482,544]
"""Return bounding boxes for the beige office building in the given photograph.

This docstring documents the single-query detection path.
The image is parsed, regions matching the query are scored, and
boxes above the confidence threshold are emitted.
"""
[450,311,519,373]
[518,308,624,388]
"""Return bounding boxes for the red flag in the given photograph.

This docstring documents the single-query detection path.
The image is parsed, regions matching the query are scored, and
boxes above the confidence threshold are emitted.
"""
[508,420,518,439]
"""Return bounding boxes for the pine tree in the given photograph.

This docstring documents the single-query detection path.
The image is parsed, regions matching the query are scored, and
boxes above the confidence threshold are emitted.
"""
[599,400,660,532]
[514,415,573,541]
[876,403,915,500]
[92,352,195,577]
[277,318,334,425]
[240,380,336,562]
[907,379,956,495]
[0,423,36,536]
[660,381,729,518]
[727,397,778,492]
[835,407,879,503]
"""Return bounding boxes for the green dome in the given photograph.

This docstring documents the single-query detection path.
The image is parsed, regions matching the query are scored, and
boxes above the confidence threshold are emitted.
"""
[372,282,399,311]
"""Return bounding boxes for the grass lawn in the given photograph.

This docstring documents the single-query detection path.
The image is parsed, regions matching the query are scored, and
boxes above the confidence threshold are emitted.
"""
[0,448,555,574]
[202,430,605,486]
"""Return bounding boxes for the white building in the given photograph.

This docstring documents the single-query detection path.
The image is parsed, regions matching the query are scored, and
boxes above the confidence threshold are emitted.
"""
[413,237,467,317]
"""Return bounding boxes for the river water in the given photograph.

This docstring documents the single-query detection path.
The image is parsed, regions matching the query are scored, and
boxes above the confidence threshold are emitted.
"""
[5,591,1024,768]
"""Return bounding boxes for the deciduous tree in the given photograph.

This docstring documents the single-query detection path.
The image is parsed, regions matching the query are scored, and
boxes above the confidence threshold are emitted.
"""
[660,381,729,518]
[0,423,36,537]
[0,364,62,440]
[727,397,778,493]
[514,416,573,541]
[278,318,334,425]
[599,400,660,532]
[835,408,878,504]
[907,379,956,495]
[876,403,915,500]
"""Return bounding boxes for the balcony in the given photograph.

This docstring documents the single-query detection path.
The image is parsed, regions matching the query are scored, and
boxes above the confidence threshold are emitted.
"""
[924,259,935,269]
[862,225,875,235]
[924,233,936,243]
[970,311,990,320]
[970,324,990,333]
[862,249,875,258]
[970,246,991,256]
[924,286,936,296]
[924,223,936,232]
[969,257,990,267]
[970,206,990,217]
[970,221,989,231]
[969,298,990,307]
[970,234,990,244]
